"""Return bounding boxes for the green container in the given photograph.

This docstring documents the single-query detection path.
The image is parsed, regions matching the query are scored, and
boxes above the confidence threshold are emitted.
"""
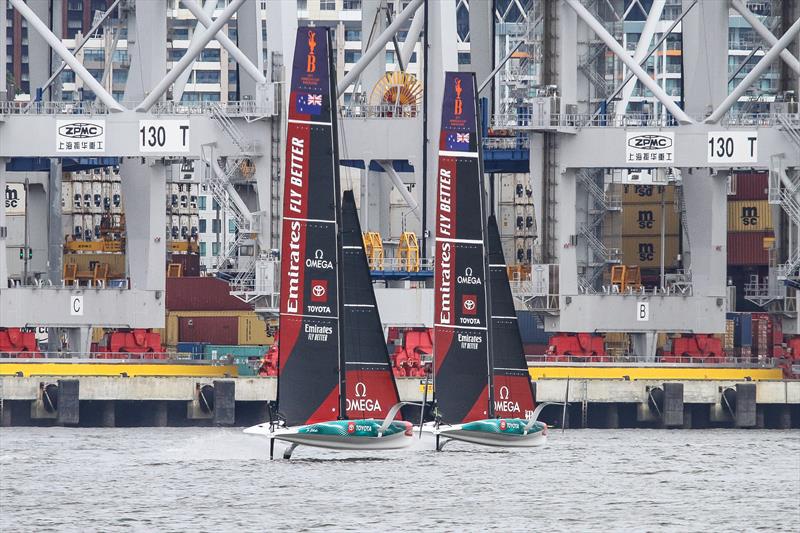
[203,345,268,376]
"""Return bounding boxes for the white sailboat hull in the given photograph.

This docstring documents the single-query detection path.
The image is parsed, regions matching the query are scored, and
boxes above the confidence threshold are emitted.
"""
[244,423,414,452]
[412,422,547,450]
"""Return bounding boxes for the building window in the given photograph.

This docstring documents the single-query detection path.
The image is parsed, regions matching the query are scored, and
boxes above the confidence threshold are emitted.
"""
[343,0,361,9]
[172,28,189,40]
[61,70,75,83]
[212,199,220,210]
[199,241,207,256]
[199,219,207,233]
[169,49,185,61]
[83,49,104,62]
[113,50,128,63]
[181,92,200,102]
[195,70,220,83]
[320,0,335,10]
[344,50,362,63]
[212,242,220,256]
[199,49,220,62]
[212,219,221,233]
[228,70,237,84]
[201,92,221,102]
[458,52,470,65]
[112,70,128,83]
[229,220,236,233]
[345,29,361,41]
[198,196,207,210]
[386,50,395,63]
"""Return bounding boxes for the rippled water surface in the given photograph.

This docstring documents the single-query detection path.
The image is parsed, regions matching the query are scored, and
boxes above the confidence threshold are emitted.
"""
[1,427,798,532]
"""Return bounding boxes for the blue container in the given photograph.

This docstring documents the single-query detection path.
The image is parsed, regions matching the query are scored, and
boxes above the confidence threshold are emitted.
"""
[727,313,753,347]
[176,342,208,360]
[517,311,549,344]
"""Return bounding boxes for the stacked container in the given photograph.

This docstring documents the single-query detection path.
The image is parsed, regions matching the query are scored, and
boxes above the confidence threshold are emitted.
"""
[727,172,774,266]
[617,184,680,269]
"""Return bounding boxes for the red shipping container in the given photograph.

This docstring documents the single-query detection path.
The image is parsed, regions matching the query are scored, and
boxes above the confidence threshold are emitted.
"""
[169,254,200,277]
[166,277,251,311]
[727,232,773,266]
[730,172,768,201]
[178,316,238,344]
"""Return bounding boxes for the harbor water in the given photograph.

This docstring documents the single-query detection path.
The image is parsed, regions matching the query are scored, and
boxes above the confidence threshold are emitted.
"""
[1,427,798,531]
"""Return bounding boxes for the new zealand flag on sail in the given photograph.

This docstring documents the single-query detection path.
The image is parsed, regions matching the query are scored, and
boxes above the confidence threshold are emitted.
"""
[444,130,470,151]
[295,93,323,115]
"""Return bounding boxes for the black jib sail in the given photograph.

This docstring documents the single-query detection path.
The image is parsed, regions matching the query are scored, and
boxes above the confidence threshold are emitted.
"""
[487,215,536,419]
[340,190,403,420]
[277,27,345,426]
[433,72,494,424]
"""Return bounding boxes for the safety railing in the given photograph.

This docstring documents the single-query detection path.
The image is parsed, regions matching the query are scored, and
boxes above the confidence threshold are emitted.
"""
[339,103,420,119]
[0,100,273,117]
[491,111,800,129]
[5,278,129,289]
[0,351,200,361]
[372,257,434,273]
[525,354,780,368]
[482,136,531,151]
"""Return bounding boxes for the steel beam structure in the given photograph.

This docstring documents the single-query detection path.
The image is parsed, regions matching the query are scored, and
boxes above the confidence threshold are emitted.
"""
[731,0,800,75]
[173,0,218,103]
[9,0,124,111]
[337,0,424,96]
[616,0,665,118]
[136,0,246,111]
[565,0,694,124]
[707,16,800,123]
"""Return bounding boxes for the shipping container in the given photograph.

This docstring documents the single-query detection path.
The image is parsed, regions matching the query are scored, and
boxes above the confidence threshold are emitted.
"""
[168,253,201,277]
[238,314,275,345]
[727,200,773,232]
[178,316,238,344]
[176,341,208,359]
[203,344,269,376]
[729,172,768,201]
[726,312,753,347]
[727,231,773,266]
[517,311,549,344]
[620,235,680,268]
[621,203,680,237]
[612,184,676,204]
[165,277,252,311]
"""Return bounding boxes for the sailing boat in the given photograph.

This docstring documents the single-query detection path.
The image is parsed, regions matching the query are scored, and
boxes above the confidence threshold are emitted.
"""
[244,27,411,459]
[419,72,547,449]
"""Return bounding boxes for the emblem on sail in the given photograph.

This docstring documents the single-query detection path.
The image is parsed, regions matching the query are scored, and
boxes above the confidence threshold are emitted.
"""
[307,30,317,73]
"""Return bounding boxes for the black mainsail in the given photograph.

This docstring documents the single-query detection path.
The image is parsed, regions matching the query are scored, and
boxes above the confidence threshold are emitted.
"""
[487,215,536,419]
[277,27,344,426]
[433,72,494,424]
[341,190,403,420]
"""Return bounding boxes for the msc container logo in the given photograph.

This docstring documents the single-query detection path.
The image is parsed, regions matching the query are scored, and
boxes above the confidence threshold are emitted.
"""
[627,134,673,150]
[58,122,104,139]
[637,210,655,229]
[740,206,760,226]
[638,243,655,261]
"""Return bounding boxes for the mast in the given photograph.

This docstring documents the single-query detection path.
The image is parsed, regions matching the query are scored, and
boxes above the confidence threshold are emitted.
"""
[328,28,347,420]
[433,72,493,424]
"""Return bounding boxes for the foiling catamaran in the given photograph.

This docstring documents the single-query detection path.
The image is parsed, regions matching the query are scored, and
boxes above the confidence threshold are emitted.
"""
[417,72,548,450]
[244,27,412,459]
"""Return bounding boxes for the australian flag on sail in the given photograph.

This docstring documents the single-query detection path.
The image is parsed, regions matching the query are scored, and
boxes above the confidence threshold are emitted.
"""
[445,131,470,151]
[295,92,323,115]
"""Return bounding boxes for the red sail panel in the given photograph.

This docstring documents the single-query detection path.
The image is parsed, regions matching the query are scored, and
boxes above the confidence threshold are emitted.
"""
[433,72,492,424]
[340,190,402,420]
[488,217,536,419]
[277,27,342,426]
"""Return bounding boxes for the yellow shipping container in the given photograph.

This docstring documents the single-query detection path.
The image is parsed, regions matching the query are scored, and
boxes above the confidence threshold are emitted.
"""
[620,236,681,269]
[727,200,773,232]
[621,203,680,237]
[238,314,276,345]
[611,184,676,205]
[163,310,277,347]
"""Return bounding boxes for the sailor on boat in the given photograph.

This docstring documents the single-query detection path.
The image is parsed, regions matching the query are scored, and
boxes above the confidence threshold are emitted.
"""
[244,27,411,459]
